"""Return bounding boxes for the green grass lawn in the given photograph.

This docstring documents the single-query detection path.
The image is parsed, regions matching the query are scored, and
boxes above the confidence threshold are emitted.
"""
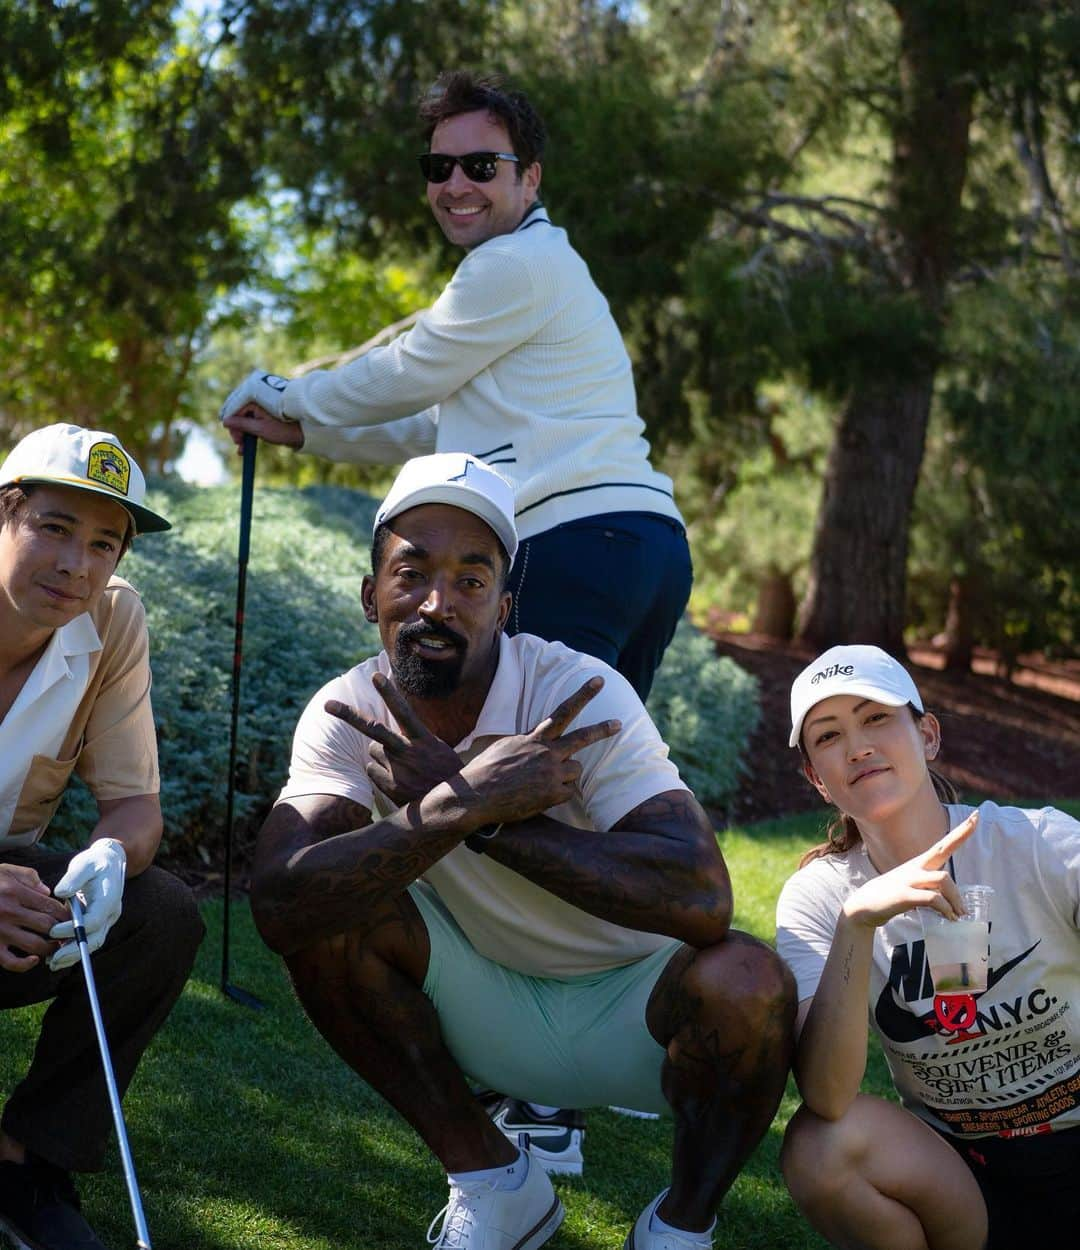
[4,801,1077,1248]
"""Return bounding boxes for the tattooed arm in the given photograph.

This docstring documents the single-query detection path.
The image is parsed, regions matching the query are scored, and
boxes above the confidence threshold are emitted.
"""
[251,677,625,956]
[479,789,732,948]
[250,783,481,956]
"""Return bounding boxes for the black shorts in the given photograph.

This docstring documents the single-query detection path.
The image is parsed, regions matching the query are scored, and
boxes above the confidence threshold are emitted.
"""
[942,1125,1080,1249]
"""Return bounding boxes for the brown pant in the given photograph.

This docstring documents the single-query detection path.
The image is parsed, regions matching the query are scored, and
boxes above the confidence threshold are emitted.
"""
[0,846,204,1171]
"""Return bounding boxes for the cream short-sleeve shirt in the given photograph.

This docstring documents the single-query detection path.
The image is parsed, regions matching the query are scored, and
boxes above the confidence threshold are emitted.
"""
[279,632,689,978]
[2,577,159,847]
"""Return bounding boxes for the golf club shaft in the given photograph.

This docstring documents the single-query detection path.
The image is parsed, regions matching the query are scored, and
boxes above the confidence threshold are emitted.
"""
[69,895,152,1249]
[222,432,257,993]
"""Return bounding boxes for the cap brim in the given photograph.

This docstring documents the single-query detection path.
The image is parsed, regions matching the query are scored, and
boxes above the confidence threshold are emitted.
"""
[789,684,915,749]
[11,476,171,534]
[380,486,516,563]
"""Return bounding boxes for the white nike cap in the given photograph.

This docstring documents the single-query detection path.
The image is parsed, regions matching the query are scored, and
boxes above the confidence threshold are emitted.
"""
[0,423,170,535]
[375,453,518,566]
[789,644,923,748]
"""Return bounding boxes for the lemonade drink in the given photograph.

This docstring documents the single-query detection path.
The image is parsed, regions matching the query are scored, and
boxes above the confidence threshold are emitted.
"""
[921,885,993,994]
[923,918,990,992]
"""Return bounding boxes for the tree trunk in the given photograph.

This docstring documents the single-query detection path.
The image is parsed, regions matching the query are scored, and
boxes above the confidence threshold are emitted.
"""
[799,374,934,652]
[941,574,975,672]
[752,566,796,639]
[798,1,976,653]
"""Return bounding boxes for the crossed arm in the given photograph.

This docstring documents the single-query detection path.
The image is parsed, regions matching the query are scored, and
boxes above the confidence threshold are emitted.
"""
[252,677,731,957]
[480,793,731,949]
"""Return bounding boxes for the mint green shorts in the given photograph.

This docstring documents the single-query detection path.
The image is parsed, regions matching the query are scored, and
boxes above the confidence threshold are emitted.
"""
[411,882,679,1114]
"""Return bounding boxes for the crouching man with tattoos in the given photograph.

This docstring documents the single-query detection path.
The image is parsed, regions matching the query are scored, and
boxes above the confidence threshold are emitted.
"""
[251,452,796,1250]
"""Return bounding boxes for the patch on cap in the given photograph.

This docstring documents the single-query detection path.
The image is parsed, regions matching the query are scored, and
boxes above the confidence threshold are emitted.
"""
[87,441,131,496]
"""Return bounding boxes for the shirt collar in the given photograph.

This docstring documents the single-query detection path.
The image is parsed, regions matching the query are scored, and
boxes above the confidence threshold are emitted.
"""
[514,201,550,232]
[456,633,525,749]
[56,611,103,660]
[9,612,101,719]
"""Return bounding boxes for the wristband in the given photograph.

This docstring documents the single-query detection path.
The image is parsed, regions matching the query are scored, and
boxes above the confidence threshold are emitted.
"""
[464,823,504,855]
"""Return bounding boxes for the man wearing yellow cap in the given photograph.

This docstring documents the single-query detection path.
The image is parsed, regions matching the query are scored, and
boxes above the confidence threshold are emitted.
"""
[0,424,204,1250]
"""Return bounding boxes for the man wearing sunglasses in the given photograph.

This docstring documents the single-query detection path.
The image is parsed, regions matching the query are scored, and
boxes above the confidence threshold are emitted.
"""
[221,69,694,1182]
[220,70,692,711]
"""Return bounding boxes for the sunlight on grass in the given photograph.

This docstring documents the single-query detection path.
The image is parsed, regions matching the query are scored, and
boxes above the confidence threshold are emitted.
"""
[12,797,1074,1246]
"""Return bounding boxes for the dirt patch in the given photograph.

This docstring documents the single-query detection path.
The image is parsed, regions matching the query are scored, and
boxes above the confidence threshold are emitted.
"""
[712,634,1080,825]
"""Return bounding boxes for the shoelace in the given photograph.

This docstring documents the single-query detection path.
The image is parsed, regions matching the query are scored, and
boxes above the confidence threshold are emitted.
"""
[426,1176,500,1248]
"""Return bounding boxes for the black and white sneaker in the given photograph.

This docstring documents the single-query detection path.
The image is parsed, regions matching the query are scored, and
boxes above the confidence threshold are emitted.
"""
[0,1156,107,1250]
[476,1092,586,1177]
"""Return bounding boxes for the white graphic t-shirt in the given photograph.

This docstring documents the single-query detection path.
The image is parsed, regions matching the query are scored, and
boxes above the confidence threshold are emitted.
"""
[777,802,1080,1139]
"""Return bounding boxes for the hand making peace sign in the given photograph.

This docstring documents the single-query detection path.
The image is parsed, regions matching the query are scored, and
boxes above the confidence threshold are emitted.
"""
[841,811,980,930]
[326,672,462,806]
[326,674,621,828]
[455,675,622,827]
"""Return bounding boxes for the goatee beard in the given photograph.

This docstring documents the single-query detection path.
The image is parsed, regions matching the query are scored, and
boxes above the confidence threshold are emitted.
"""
[392,621,467,698]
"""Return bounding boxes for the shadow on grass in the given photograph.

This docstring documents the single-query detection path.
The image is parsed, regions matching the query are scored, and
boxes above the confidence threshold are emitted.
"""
[0,896,833,1249]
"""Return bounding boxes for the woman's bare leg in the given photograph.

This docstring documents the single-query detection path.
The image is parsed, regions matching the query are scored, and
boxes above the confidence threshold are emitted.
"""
[781,1094,988,1250]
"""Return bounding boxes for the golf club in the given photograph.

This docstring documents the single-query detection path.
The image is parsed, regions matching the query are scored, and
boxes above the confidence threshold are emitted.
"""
[221,431,265,1008]
[68,894,152,1250]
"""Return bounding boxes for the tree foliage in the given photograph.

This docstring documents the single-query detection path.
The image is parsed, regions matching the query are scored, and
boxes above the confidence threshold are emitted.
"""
[2,0,1076,661]
[0,1,258,464]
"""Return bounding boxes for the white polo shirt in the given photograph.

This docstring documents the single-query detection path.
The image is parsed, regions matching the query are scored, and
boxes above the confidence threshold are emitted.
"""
[279,632,689,978]
[0,613,99,847]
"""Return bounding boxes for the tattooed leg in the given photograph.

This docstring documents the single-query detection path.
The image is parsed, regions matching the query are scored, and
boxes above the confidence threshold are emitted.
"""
[285,890,518,1173]
[645,932,797,1231]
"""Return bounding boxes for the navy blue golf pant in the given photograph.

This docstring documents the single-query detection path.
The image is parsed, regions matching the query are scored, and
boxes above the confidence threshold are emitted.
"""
[505,511,693,701]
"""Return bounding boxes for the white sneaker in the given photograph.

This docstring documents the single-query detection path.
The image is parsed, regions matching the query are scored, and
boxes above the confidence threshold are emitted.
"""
[622,1189,713,1250]
[478,1093,586,1177]
[427,1154,564,1249]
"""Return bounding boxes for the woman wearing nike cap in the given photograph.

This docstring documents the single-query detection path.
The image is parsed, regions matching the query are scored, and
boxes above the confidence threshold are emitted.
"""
[775,644,1080,1250]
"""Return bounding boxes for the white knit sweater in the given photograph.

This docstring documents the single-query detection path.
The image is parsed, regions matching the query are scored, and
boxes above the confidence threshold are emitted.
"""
[287,206,683,540]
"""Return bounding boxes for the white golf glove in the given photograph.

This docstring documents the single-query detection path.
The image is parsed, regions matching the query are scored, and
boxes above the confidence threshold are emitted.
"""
[219,368,293,423]
[48,839,127,971]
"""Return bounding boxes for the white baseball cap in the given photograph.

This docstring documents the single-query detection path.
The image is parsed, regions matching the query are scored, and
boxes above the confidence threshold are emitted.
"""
[0,424,170,534]
[789,644,923,748]
[374,453,518,566]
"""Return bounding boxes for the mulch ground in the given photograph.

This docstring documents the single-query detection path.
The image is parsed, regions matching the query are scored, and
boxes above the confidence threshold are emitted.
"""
[712,634,1080,824]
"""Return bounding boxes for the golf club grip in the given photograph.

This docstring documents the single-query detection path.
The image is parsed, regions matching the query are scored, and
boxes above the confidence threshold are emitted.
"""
[238,432,257,564]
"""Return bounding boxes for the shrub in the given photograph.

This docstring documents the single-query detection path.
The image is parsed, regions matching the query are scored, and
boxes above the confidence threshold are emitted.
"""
[50,481,758,859]
[645,619,760,809]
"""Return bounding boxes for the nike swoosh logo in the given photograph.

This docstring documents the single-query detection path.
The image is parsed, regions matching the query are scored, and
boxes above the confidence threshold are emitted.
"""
[986,940,1041,991]
[874,939,1042,1044]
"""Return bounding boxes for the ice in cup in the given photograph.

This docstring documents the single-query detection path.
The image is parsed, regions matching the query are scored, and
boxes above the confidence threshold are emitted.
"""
[921,885,993,993]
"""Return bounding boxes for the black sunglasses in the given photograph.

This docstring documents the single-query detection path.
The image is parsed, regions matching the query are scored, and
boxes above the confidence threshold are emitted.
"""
[419,151,520,184]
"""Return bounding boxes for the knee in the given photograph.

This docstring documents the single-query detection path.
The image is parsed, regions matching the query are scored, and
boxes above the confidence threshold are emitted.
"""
[683,933,797,1036]
[781,1097,892,1216]
[123,866,205,961]
[780,1103,855,1212]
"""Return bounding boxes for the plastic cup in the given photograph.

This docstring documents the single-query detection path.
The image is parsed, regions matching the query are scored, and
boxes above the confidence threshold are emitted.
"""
[921,885,993,994]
